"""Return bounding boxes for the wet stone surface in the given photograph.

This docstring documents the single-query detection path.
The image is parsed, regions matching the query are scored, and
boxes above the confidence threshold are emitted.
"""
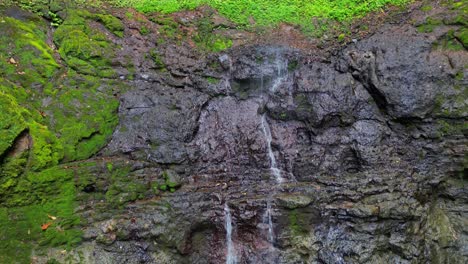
[9,4,465,264]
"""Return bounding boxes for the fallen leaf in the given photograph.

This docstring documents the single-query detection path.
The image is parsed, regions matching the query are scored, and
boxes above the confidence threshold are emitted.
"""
[60,250,67,254]
[41,222,52,231]
[8,57,17,64]
[17,71,25,75]
[47,214,57,220]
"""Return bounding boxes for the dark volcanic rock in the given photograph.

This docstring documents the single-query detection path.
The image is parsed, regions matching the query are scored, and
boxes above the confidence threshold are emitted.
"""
[37,4,467,264]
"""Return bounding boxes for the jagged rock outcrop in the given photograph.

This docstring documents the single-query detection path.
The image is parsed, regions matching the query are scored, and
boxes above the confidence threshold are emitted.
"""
[0,2,466,264]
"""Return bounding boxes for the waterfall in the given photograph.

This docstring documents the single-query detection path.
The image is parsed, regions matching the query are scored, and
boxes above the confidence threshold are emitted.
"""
[224,203,236,264]
[260,114,283,183]
[264,200,274,243]
[270,52,288,93]
[258,51,289,252]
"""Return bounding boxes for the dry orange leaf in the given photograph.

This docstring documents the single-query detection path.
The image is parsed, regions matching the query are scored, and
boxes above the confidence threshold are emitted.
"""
[41,222,52,231]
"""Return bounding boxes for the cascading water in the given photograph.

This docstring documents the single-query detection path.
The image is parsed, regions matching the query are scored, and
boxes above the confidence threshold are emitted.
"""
[270,54,288,93]
[264,200,274,243]
[258,53,289,248]
[224,203,237,264]
[260,114,283,183]
[260,115,280,245]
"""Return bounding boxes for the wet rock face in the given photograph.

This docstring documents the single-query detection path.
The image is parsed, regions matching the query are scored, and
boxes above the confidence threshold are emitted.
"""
[69,16,467,264]
[106,82,210,164]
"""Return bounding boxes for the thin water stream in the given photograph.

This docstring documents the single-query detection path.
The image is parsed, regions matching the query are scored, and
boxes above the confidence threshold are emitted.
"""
[224,203,236,264]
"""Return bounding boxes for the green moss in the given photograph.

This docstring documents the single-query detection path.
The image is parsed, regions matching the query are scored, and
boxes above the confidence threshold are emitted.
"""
[95,14,124,37]
[426,206,457,247]
[437,119,468,137]
[421,5,433,12]
[0,166,81,263]
[104,163,148,207]
[454,28,468,49]
[210,38,233,52]
[288,209,309,236]
[193,18,233,52]
[53,10,117,78]
[48,11,63,27]
[149,14,180,41]
[287,60,298,71]
[43,72,120,162]
[417,17,443,33]
[0,16,59,89]
[337,33,346,42]
[29,122,63,171]
[0,7,128,261]
[0,84,63,175]
[149,48,165,69]
[433,29,466,51]
[106,162,113,172]
[125,11,134,19]
[0,92,29,155]
[139,25,150,35]
[455,71,464,81]
[205,76,220,84]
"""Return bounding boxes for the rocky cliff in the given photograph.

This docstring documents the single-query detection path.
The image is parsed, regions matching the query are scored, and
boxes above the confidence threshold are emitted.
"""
[0,1,466,263]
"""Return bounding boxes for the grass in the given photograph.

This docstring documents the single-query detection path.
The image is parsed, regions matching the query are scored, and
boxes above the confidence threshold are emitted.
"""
[110,0,411,28]
[1,0,413,40]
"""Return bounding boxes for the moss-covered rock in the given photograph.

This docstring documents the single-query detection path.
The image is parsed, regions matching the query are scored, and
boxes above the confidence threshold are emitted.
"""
[454,28,468,49]
[0,7,125,262]
[0,15,59,89]
[53,10,118,78]
[104,164,147,208]
[94,14,124,37]
[0,92,29,155]
[193,17,233,52]
[0,166,81,263]
[43,71,120,161]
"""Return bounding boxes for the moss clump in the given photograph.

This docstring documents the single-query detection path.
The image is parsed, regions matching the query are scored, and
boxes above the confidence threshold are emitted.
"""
[288,209,309,236]
[433,29,466,51]
[0,92,29,155]
[205,76,220,84]
[193,18,232,52]
[0,83,63,194]
[421,5,433,12]
[43,71,120,162]
[417,17,443,33]
[287,60,298,71]
[454,28,468,49]
[437,119,468,137]
[29,122,64,171]
[105,164,147,207]
[139,25,150,35]
[53,10,117,78]
[95,14,124,37]
[149,48,165,69]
